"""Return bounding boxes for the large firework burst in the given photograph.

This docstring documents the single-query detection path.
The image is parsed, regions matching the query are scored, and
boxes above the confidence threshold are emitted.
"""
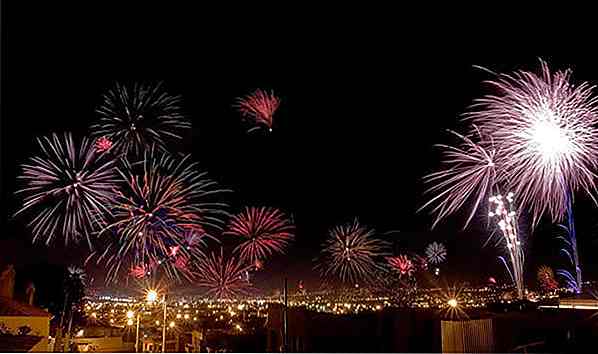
[466,61,598,225]
[235,89,280,132]
[315,219,389,284]
[425,242,447,265]
[195,249,253,300]
[91,82,190,155]
[15,133,118,246]
[420,129,499,229]
[92,148,227,282]
[225,207,294,264]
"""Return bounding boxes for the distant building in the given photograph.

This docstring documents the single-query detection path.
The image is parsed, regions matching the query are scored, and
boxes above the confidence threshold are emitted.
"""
[71,319,131,352]
[0,265,51,352]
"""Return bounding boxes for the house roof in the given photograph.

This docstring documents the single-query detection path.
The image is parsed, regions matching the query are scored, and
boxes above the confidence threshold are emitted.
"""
[0,297,51,317]
[0,335,44,352]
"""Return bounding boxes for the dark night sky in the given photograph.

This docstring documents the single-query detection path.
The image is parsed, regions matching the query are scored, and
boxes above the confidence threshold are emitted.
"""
[2,4,598,295]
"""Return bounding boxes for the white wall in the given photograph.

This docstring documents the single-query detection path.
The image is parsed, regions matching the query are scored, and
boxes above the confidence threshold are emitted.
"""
[0,315,50,352]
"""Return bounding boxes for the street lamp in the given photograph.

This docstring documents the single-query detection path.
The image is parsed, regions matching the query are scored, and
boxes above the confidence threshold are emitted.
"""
[135,289,164,353]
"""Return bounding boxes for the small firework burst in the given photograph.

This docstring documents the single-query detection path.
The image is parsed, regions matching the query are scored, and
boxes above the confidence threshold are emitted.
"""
[225,207,294,264]
[92,82,190,155]
[387,255,414,277]
[94,136,113,153]
[15,132,118,246]
[425,242,447,264]
[315,219,389,284]
[195,249,253,300]
[537,265,558,291]
[235,89,280,132]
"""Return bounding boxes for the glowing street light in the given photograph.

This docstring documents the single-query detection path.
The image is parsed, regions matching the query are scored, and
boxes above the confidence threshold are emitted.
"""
[169,321,175,328]
[127,319,134,326]
[146,289,158,303]
[448,298,458,308]
[126,310,135,319]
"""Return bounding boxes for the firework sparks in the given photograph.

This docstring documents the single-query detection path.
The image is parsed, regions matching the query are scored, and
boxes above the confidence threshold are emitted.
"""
[15,132,118,246]
[91,82,190,155]
[195,249,253,300]
[537,265,558,291]
[235,89,280,132]
[315,219,389,284]
[466,61,598,225]
[225,207,294,264]
[489,193,525,299]
[93,148,228,282]
[387,255,415,277]
[420,128,499,229]
[94,136,113,153]
[425,242,447,264]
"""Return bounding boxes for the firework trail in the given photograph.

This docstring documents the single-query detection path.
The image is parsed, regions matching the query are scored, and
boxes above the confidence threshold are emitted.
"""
[15,132,118,246]
[425,242,447,264]
[195,249,253,300]
[489,193,525,299]
[91,82,190,155]
[225,207,294,265]
[90,148,228,282]
[556,206,581,293]
[466,61,598,225]
[315,219,389,284]
[420,128,499,229]
[235,89,280,132]
[387,255,415,277]
[537,265,558,291]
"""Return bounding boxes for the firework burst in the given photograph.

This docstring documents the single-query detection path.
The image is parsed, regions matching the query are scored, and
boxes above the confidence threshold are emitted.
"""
[387,255,415,277]
[537,265,558,291]
[235,89,280,132]
[15,132,118,246]
[425,242,447,264]
[195,249,253,300]
[315,219,389,284]
[92,82,190,155]
[225,207,294,264]
[92,148,228,282]
[466,61,598,225]
[420,128,499,229]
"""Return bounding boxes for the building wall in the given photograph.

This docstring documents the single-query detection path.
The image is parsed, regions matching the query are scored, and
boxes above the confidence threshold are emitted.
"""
[0,315,50,352]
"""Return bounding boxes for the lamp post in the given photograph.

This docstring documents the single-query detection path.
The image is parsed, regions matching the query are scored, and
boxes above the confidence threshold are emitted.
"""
[162,294,167,353]
[135,289,160,353]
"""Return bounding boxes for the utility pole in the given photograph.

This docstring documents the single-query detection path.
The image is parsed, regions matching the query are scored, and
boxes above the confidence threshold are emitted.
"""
[283,277,288,352]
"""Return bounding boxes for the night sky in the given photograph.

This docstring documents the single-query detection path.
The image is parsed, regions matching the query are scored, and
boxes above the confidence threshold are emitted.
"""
[2,4,598,295]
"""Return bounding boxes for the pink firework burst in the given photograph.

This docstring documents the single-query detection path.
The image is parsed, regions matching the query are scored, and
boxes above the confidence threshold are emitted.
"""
[95,136,113,153]
[225,207,295,264]
[467,61,598,224]
[195,249,253,300]
[235,89,280,132]
[387,255,414,277]
[420,128,499,229]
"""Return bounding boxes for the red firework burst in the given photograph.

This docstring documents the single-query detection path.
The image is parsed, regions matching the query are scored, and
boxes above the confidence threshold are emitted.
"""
[195,249,253,300]
[235,89,280,131]
[387,255,414,277]
[95,136,113,153]
[225,207,295,264]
